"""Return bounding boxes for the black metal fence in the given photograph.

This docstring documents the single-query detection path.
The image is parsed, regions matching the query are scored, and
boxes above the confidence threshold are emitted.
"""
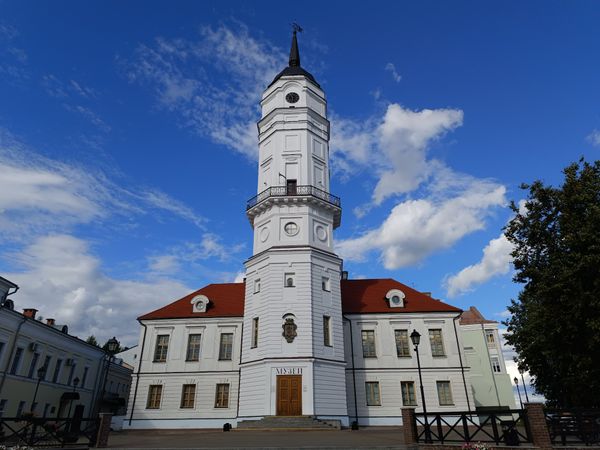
[414,410,531,445]
[0,416,99,447]
[545,409,600,446]
[246,185,341,210]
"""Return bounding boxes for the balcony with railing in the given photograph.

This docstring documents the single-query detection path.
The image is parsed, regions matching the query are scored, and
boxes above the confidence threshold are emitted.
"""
[246,185,341,210]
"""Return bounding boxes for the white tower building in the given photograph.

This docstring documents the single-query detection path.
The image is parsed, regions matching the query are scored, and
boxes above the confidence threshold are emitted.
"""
[238,30,348,423]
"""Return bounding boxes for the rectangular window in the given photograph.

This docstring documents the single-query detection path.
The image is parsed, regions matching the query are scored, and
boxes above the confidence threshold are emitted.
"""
[254,279,261,294]
[146,385,162,409]
[31,402,38,413]
[67,363,77,386]
[486,330,495,345]
[395,329,410,357]
[284,273,295,288]
[81,367,89,388]
[40,356,51,380]
[361,330,376,358]
[0,342,5,362]
[10,347,23,375]
[52,359,63,383]
[43,403,50,417]
[186,334,202,361]
[429,329,446,357]
[323,316,332,347]
[322,277,330,291]
[154,335,169,362]
[0,399,6,417]
[214,383,230,408]
[491,356,501,373]
[251,318,259,348]
[365,382,381,406]
[180,384,196,409]
[401,381,417,406]
[16,401,25,417]
[219,333,233,360]
[28,352,40,378]
[436,381,454,405]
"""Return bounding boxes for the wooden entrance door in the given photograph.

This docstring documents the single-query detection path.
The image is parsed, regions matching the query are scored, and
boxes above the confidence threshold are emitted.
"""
[276,375,302,416]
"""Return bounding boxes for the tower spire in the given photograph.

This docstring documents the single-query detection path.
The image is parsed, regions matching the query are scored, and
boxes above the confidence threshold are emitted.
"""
[289,24,302,67]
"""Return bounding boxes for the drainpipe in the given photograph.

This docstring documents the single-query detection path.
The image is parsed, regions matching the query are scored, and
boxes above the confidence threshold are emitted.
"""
[90,349,108,416]
[342,315,358,428]
[453,314,472,413]
[236,321,243,420]
[128,321,148,426]
[481,323,502,406]
[0,312,27,397]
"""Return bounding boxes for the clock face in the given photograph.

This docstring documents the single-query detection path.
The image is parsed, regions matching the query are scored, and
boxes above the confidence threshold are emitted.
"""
[285,92,299,104]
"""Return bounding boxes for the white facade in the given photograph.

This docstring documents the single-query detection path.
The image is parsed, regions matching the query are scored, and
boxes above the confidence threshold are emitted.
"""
[124,32,475,430]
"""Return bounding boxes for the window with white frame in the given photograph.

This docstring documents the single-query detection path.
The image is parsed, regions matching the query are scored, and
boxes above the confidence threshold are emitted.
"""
[401,381,417,406]
[251,318,259,348]
[429,329,446,357]
[146,385,162,409]
[485,330,495,345]
[214,383,230,408]
[365,382,381,406]
[16,401,25,417]
[436,381,454,405]
[395,329,410,357]
[186,334,202,361]
[52,359,62,383]
[180,384,196,408]
[322,276,330,291]
[284,273,295,287]
[27,352,40,378]
[254,278,261,294]
[219,333,233,360]
[0,399,6,417]
[323,316,332,347]
[491,356,501,373]
[10,347,23,375]
[361,330,376,358]
[154,335,169,362]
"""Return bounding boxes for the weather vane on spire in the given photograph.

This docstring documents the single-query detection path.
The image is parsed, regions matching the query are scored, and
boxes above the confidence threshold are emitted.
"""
[291,22,303,34]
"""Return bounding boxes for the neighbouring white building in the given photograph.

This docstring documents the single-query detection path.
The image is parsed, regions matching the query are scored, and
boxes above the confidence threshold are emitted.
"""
[124,31,477,429]
[459,307,516,410]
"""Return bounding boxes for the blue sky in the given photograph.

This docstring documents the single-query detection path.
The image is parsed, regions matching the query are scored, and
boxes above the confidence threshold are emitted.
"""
[1,0,599,378]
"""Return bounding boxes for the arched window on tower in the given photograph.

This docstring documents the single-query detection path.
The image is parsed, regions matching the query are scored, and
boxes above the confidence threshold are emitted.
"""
[284,273,295,288]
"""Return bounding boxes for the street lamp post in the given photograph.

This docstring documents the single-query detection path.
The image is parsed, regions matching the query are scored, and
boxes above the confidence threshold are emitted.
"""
[518,368,530,403]
[30,364,48,413]
[514,377,524,409]
[411,329,432,443]
[99,337,120,414]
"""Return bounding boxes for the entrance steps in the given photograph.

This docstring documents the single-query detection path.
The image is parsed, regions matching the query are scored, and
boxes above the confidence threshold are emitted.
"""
[236,416,342,430]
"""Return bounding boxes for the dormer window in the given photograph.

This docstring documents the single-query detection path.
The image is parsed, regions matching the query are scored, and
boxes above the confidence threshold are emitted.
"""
[191,295,210,313]
[385,289,405,308]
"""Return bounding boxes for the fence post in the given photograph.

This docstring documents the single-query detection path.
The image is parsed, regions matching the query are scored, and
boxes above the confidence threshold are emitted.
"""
[525,403,552,450]
[402,408,418,446]
[95,413,112,448]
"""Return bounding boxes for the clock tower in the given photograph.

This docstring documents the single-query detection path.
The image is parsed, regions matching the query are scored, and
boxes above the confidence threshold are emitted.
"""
[238,30,348,424]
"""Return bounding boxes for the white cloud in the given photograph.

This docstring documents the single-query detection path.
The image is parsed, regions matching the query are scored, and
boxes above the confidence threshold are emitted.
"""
[5,234,192,346]
[125,24,285,158]
[385,62,402,83]
[445,234,513,297]
[337,182,506,269]
[587,129,600,147]
[331,103,464,205]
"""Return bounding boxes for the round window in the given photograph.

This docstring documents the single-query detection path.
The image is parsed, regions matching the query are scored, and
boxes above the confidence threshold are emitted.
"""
[285,92,300,104]
[391,295,400,304]
[284,222,299,236]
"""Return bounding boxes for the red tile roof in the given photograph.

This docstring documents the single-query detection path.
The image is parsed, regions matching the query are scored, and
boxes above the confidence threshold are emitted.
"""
[459,306,497,325]
[138,283,245,320]
[139,278,461,321]
[341,278,461,314]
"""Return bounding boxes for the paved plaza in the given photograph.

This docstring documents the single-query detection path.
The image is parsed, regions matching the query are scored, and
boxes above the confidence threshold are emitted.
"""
[107,427,409,449]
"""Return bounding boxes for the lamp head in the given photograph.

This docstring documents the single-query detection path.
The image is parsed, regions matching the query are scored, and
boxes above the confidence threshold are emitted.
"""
[514,377,519,385]
[73,377,80,387]
[106,337,119,354]
[410,329,421,347]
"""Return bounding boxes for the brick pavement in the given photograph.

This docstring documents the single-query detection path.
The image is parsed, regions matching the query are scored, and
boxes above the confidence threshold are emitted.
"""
[108,427,408,449]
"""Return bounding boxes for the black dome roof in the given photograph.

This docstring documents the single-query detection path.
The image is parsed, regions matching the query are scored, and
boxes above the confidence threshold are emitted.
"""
[268,30,320,89]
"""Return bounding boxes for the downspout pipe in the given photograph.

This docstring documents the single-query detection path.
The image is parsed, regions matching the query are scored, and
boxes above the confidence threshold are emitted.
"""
[453,313,472,413]
[342,315,358,429]
[128,321,148,426]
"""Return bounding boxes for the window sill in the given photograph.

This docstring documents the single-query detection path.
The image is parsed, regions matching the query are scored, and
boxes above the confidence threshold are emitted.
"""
[218,359,233,361]
[397,355,412,358]
[432,355,447,358]
[152,360,167,363]
[214,406,229,409]
[363,355,378,359]
[185,359,199,362]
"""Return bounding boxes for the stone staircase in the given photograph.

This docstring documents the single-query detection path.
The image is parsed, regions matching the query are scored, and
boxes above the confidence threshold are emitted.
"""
[236,416,342,431]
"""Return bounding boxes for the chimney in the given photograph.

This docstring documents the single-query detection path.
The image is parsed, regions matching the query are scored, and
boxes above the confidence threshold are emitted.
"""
[341,271,349,280]
[422,292,432,297]
[46,318,56,326]
[23,308,38,319]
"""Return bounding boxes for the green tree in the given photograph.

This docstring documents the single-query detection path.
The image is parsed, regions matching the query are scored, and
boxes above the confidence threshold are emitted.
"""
[504,159,600,407]
[86,335,99,347]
